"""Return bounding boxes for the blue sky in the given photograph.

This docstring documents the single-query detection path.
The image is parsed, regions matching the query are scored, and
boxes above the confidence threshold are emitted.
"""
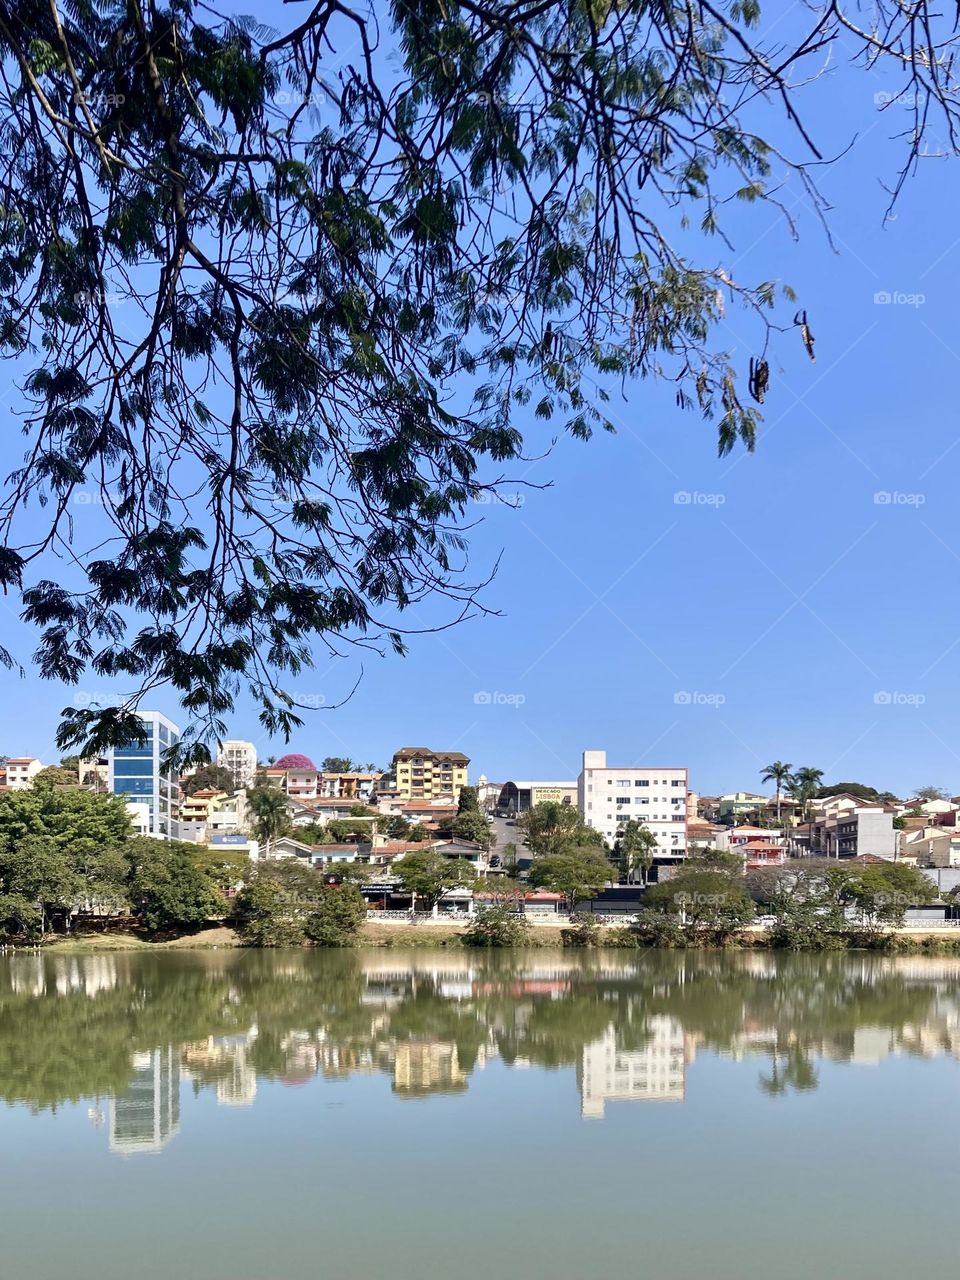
[3,11,959,797]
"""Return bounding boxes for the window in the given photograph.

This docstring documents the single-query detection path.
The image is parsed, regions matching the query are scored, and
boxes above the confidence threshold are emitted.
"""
[616,780,630,788]
[671,779,684,788]
[635,779,649,787]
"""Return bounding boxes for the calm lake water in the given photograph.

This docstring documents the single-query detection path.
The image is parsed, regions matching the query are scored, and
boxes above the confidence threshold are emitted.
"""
[2,947,958,1279]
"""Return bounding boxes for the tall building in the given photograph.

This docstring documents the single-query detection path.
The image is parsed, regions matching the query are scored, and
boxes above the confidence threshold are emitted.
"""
[578,750,687,861]
[391,747,470,800]
[109,1046,181,1155]
[217,739,258,790]
[107,711,180,839]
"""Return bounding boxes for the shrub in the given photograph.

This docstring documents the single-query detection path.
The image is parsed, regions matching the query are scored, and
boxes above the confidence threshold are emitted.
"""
[304,883,367,946]
[561,912,603,948]
[463,903,530,947]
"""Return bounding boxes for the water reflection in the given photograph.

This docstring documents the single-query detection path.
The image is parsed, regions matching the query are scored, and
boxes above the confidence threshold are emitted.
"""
[3,949,960,1154]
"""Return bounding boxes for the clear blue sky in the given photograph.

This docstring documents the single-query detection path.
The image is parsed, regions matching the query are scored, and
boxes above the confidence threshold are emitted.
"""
[2,11,958,797]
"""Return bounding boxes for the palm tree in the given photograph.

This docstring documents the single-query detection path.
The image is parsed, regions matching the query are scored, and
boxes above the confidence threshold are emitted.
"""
[788,767,824,825]
[760,761,792,823]
[247,786,291,859]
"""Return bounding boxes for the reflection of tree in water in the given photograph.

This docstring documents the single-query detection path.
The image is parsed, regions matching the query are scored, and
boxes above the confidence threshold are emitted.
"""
[0,949,957,1113]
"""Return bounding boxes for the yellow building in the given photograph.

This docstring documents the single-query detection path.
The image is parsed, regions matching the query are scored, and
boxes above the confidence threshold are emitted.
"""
[180,788,229,824]
[391,747,470,800]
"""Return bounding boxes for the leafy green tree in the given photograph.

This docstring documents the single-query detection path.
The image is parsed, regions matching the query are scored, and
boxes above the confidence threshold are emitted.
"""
[407,823,433,843]
[0,3,949,761]
[817,782,886,802]
[0,786,131,864]
[125,838,225,935]
[517,802,600,858]
[463,903,530,948]
[529,847,611,912]
[182,764,236,796]
[394,849,470,912]
[304,884,368,947]
[233,860,323,946]
[646,868,755,944]
[348,804,377,817]
[0,837,79,935]
[838,862,936,933]
[0,893,41,941]
[914,785,949,802]
[760,761,792,822]
[747,862,846,950]
[33,765,79,787]
[457,786,481,815]
[386,816,412,840]
[246,786,292,857]
[321,758,358,774]
[451,809,493,850]
[615,821,657,885]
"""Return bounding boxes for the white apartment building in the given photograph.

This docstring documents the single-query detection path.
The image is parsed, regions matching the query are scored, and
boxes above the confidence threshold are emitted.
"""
[3,757,43,788]
[217,739,258,790]
[578,750,687,860]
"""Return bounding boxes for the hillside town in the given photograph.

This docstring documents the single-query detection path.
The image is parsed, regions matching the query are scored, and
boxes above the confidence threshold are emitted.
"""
[4,713,960,924]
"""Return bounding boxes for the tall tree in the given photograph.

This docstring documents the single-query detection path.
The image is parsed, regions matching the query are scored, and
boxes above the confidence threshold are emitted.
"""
[0,3,952,759]
[529,847,611,912]
[615,821,657,886]
[788,767,825,825]
[760,761,792,823]
[321,758,357,775]
[181,764,236,796]
[246,786,292,858]
[394,849,470,913]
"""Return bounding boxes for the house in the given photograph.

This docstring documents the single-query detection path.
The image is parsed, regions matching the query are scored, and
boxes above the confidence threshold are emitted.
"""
[180,788,229,825]
[795,795,899,860]
[3,757,43,789]
[686,818,727,850]
[901,829,960,868]
[317,771,382,801]
[578,750,687,862]
[718,792,769,824]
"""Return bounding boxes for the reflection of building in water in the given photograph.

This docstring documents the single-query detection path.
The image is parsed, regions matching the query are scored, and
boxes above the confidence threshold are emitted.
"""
[109,1047,181,1155]
[392,1042,468,1096]
[579,1017,691,1118]
[180,1033,258,1107]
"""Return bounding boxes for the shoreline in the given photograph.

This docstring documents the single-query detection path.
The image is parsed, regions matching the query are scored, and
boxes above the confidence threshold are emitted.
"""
[10,918,960,955]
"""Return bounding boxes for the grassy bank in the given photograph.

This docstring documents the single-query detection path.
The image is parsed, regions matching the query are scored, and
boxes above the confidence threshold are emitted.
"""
[17,922,960,955]
[34,926,242,954]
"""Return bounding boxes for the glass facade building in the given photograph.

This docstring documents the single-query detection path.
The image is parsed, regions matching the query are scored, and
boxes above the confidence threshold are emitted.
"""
[107,711,181,838]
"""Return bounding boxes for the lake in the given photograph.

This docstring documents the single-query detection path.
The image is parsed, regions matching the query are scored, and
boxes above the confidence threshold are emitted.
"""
[1,947,957,1279]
